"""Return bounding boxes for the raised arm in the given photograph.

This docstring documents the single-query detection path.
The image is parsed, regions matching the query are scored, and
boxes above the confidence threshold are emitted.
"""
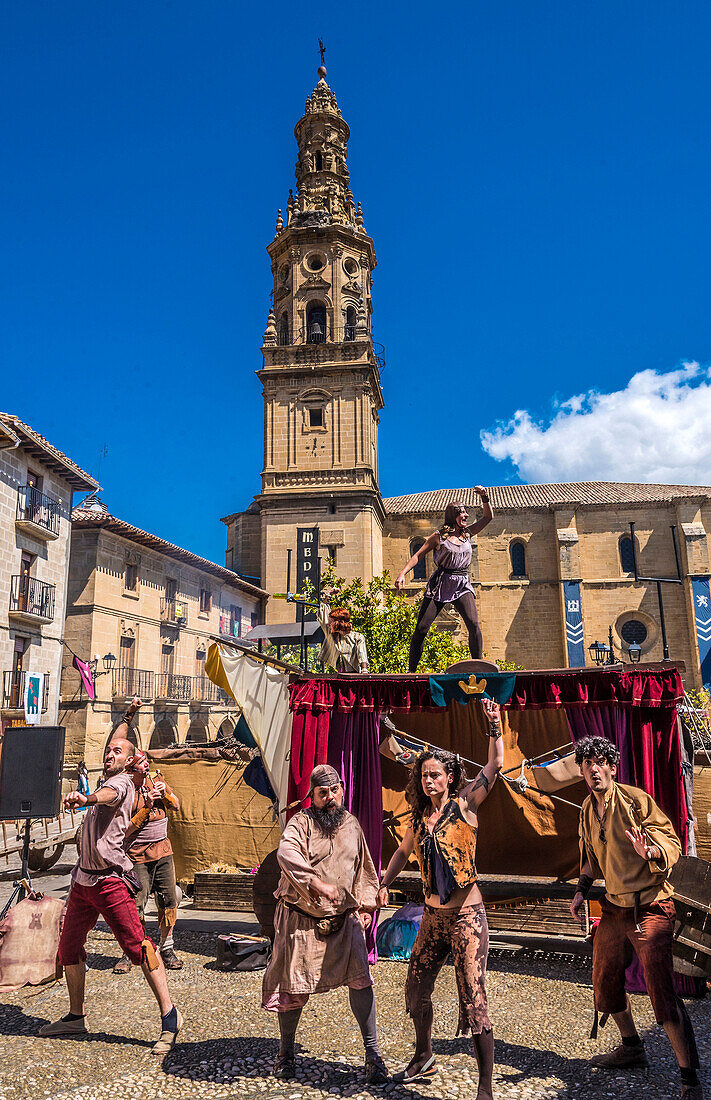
[466,486,493,536]
[461,698,503,810]
[395,531,440,591]
[376,824,416,908]
[112,696,142,741]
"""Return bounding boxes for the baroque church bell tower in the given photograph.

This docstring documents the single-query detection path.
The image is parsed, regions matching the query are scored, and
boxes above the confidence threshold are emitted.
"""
[225,62,385,619]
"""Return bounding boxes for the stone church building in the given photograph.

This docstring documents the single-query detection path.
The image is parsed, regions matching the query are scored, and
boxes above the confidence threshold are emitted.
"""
[223,64,711,688]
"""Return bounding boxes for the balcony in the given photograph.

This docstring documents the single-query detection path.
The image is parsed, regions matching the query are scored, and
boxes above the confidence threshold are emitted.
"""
[9,575,56,625]
[2,670,50,715]
[160,597,188,627]
[192,676,231,704]
[112,667,155,701]
[280,326,386,370]
[155,673,193,702]
[16,486,61,540]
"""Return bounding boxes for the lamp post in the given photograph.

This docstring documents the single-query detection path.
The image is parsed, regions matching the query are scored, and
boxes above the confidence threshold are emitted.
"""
[90,652,117,677]
[627,641,642,664]
[588,640,609,666]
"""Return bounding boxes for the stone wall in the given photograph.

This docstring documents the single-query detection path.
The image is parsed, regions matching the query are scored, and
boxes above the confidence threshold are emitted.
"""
[0,444,75,726]
[62,525,263,785]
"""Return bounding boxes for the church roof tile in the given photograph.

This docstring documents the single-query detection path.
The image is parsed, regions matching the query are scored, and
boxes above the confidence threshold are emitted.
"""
[382,482,711,514]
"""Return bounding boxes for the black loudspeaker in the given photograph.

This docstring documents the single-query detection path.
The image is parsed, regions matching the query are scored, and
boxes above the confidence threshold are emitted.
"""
[0,726,65,819]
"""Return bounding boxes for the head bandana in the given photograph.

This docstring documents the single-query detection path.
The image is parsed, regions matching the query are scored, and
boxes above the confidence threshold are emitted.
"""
[309,764,342,791]
[128,750,149,772]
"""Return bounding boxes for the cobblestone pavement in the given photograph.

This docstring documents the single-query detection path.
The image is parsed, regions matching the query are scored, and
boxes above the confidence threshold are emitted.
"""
[0,926,708,1100]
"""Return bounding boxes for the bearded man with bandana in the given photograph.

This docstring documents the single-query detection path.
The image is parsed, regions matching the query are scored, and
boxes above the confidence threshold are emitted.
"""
[261,765,386,1084]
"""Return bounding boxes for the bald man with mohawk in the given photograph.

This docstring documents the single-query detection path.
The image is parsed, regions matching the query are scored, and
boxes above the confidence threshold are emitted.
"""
[262,765,386,1084]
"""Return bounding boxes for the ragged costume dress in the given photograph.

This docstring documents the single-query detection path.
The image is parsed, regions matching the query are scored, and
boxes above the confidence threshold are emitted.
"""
[262,808,379,1012]
[405,798,492,1036]
[580,780,698,1060]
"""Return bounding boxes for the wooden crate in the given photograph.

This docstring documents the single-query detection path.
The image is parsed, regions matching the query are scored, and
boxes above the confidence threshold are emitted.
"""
[670,855,711,978]
[391,871,589,938]
[193,872,255,911]
[486,897,588,938]
[693,765,711,862]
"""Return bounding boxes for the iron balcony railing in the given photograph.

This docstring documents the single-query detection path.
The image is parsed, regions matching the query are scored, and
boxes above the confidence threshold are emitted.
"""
[155,673,193,701]
[112,667,155,700]
[160,597,188,627]
[16,485,61,536]
[9,575,56,621]
[275,326,386,368]
[192,676,227,703]
[2,670,50,713]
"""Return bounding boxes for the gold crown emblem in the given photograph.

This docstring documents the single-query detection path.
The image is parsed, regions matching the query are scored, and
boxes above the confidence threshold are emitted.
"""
[458,674,487,695]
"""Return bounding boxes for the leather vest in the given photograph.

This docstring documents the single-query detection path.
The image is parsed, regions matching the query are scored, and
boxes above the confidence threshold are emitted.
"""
[414,798,478,893]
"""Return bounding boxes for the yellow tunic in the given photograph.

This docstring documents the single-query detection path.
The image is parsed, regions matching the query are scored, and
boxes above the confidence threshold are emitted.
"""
[579,781,681,907]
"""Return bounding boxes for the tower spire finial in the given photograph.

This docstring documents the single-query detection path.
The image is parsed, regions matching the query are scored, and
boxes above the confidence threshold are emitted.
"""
[318,36,327,80]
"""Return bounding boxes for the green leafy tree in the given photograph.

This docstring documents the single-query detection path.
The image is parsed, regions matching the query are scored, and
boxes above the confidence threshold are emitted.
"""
[301,564,471,674]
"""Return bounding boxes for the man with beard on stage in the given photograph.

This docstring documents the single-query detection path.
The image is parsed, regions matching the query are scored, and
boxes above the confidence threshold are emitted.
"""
[261,765,386,1085]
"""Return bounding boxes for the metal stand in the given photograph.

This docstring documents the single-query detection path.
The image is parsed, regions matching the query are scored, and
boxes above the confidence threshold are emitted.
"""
[0,819,32,921]
[630,522,683,661]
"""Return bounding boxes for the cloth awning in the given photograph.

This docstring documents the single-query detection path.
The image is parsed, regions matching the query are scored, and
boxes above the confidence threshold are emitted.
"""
[244,621,323,643]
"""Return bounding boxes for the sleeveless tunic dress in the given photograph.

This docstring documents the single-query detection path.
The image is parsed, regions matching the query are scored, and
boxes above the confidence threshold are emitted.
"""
[425,536,475,603]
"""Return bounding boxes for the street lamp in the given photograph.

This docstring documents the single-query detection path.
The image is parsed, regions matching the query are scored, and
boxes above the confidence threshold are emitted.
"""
[627,641,642,664]
[90,652,117,677]
[588,640,610,666]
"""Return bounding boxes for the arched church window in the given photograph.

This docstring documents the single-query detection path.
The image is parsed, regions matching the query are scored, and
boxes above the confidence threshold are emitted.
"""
[315,151,323,171]
[278,312,289,346]
[344,306,357,341]
[619,536,636,574]
[510,540,527,578]
[411,538,427,581]
[307,303,327,343]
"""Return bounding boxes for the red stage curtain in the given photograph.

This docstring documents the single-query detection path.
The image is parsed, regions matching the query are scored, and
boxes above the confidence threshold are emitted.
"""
[289,676,435,714]
[289,668,684,715]
[629,708,689,850]
[286,710,330,819]
[507,668,683,710]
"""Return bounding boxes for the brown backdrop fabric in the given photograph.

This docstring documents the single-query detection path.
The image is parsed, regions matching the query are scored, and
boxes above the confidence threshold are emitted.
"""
[147,748,281,882]
[382,702,586,879]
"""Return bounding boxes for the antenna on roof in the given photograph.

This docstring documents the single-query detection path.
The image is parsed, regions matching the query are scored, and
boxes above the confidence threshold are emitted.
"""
[95,444,108,482]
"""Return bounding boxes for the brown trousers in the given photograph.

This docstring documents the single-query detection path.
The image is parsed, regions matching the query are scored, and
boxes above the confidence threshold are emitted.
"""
[593,897,679,1023]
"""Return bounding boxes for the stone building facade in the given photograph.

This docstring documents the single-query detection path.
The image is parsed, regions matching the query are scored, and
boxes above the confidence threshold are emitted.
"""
[382,483,711,684]
[0,413,97,730]
[62,500,268,786]
[223,65,384,621]
[222,66,711,687]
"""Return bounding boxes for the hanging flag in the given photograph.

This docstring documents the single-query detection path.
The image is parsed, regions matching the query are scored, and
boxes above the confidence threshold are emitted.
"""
[205,642,291,822]
[691,576,711,687]
[24,673,44,725]
[563,581,586,668]
[73,654,96,700]
[428,671,517,708]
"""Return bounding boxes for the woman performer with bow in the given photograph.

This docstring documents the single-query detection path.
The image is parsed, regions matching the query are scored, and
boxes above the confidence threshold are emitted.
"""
[395,490,493,671]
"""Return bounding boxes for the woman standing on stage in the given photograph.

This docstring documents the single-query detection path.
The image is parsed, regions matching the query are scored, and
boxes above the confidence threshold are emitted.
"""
[395,489,493,671]
[377,697,503,1095]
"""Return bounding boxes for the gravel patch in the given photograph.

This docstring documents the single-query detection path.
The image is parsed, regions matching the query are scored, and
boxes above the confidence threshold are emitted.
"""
[0,928,707,1099]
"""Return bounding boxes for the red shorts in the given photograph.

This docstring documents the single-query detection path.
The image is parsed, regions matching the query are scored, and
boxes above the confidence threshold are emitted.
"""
[58,877,154,967]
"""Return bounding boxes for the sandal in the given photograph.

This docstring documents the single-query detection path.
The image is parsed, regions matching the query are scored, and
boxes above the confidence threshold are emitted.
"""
[392,1054,437,1083]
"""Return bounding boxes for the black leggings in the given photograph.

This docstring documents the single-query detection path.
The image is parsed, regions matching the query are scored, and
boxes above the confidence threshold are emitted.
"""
[408,591,482,672]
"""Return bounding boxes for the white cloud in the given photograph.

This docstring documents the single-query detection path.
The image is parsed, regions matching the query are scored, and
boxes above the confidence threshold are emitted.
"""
[480,361,711,485]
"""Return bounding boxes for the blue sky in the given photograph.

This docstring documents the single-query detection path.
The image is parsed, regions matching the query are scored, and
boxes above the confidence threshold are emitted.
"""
[3,2,711,565]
